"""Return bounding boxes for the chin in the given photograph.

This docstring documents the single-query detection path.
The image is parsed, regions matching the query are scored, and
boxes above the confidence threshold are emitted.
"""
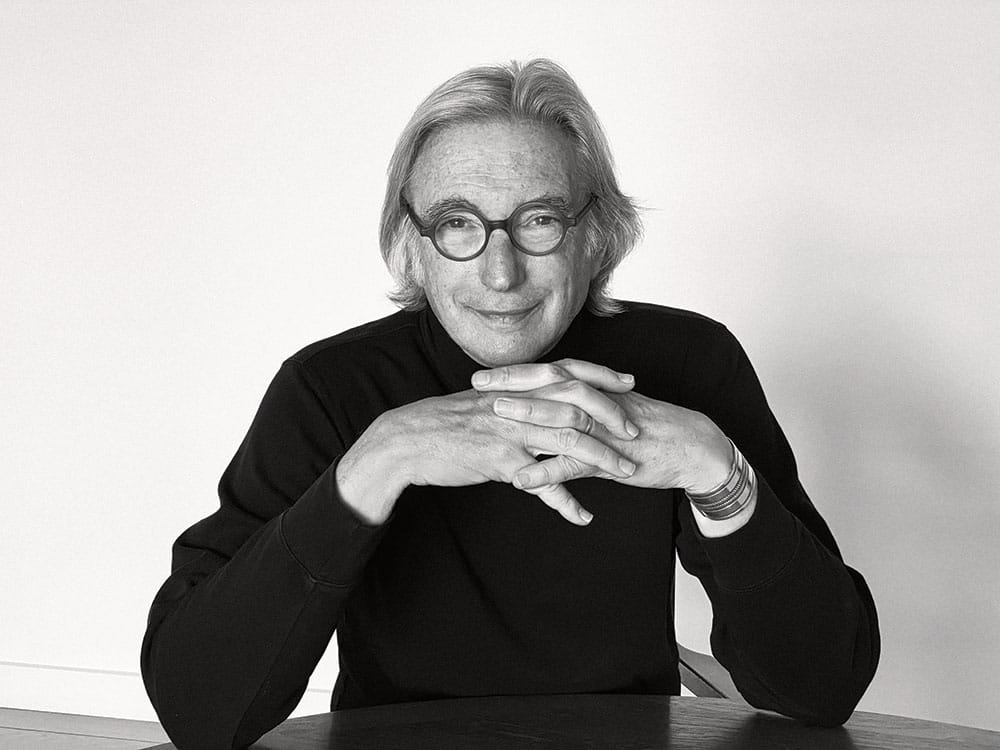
[473,351,531,368]
[464,337,550,367]
[439,302,572,366]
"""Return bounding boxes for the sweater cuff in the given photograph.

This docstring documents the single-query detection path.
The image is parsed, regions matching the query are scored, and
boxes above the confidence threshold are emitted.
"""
[697,475,801,592]
[280,456,388,585]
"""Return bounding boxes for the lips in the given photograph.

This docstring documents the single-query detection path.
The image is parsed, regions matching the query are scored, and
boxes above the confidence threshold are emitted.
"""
[468,303,540,326]
[474,306,535,316]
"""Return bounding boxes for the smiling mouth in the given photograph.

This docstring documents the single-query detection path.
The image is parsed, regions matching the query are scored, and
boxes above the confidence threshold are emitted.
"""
[469,304,539,327]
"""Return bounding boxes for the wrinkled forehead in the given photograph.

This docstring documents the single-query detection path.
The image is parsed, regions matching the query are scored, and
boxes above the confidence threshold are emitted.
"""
[407,120,579,212]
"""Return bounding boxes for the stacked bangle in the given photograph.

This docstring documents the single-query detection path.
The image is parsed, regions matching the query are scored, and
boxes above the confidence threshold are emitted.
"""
[684,440,757,521]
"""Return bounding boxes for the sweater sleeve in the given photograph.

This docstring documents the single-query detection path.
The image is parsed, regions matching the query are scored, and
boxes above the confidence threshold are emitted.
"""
[674,326,880,726]
[140,359,388,750]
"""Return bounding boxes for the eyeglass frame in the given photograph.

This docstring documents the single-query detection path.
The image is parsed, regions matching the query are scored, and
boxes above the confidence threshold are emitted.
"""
[400,193,598,261]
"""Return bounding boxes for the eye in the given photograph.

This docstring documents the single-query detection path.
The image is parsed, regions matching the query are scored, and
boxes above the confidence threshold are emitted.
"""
[529,214,557,226]
[517,208,564,231]
[435,209,479,231]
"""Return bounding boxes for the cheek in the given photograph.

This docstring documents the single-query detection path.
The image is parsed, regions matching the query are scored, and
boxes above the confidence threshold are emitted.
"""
[421,254,469,306]
[556,256,595,304]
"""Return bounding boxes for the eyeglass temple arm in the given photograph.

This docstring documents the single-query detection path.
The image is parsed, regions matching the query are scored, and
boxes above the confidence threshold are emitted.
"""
[567,193,598,226]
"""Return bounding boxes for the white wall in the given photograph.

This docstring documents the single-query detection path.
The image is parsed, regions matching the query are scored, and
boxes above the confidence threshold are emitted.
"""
[2,0,997,732]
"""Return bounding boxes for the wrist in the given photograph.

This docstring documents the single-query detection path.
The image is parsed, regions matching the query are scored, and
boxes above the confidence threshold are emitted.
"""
[685,427,735,495]
[692,484,757,538]
[336,413,410,525]
[685,438,757,522]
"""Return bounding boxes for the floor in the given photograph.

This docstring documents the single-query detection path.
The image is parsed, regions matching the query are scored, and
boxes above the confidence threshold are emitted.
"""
[0,708,169,749]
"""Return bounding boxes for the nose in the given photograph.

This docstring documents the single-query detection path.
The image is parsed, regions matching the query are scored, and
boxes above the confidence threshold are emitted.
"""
[478,230,526,292]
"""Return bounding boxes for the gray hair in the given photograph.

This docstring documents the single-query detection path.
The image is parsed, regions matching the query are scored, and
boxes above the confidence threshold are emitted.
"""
[379,58,642,315]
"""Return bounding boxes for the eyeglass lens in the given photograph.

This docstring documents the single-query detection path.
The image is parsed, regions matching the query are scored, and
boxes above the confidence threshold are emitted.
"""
[435,204,567,259]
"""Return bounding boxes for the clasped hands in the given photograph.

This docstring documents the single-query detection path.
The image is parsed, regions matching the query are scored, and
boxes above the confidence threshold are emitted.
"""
[356,358,734,527]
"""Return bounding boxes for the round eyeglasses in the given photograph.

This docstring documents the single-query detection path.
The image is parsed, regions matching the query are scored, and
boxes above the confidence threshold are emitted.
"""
[402,194,597,261]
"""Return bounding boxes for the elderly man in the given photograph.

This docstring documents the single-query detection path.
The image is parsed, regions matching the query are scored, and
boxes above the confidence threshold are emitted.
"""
[142,59,879,749]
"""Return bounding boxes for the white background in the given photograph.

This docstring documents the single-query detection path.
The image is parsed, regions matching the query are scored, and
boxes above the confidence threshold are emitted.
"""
[2,0,998,733]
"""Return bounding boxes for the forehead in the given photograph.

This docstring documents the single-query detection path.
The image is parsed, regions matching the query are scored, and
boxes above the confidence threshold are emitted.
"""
[408,120,577,211]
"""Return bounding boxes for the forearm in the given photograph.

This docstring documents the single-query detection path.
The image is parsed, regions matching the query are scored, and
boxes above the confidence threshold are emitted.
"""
[686,481,880,725]
[142,464,386,749]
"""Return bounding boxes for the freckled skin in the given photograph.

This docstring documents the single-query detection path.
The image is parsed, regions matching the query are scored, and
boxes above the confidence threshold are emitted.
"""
[408,120,596,367]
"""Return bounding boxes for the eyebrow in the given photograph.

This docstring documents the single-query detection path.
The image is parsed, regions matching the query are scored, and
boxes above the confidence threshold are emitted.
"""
[422,193,572,221]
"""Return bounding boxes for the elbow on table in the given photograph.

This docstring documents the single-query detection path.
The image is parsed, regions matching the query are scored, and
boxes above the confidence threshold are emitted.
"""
[780,666,876,728]
[798,696,858,728]
[770,621,880,726]
[141,637,243,750]
[737,648,878,728]
[748,686,860,728]
[142,671,237,750]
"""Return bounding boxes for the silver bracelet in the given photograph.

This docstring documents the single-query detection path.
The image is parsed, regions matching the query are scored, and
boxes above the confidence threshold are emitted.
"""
[685,440,757,521]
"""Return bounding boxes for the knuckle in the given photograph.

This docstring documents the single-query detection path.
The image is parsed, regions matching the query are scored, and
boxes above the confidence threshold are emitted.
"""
[614,403,628,424]
[544,363,567,381]
[554,454,572,476]
[599,445,617,467]
[557,454,584,479]
[534,463,554,486]
[554,379,578,397]
[556,427,579,450]
[553,357,579,374]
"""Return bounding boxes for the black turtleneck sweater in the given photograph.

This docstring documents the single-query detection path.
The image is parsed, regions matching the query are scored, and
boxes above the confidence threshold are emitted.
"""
[141,301,879,750]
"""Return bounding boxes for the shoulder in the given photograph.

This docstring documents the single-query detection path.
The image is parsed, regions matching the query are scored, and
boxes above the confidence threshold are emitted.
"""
[602,299,741,355]
[268,309,426,406]
[584,301,749,406]
[259,309,428,421]
[285,309,421,370]
[610,299,727,329]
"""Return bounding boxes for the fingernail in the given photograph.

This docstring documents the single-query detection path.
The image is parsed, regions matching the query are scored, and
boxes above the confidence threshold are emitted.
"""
[513,472,529,489]
[625,420,639,438]
[618,458,636,476]
[580,509,594,524]
[493,397,514,415]
[472,371,490,387]
[618,373,635,385]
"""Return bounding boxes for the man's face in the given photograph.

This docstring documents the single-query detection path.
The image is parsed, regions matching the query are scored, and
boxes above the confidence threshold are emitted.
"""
[408,119,595,367]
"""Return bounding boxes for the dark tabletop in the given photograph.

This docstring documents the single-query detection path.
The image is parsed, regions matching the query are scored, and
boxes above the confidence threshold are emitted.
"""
[146,695,1000,749]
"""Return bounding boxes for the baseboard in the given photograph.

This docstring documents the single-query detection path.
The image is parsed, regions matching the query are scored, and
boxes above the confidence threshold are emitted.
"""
[0,662,159,722]
[0,661,333,723]
[0,706,168,743]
